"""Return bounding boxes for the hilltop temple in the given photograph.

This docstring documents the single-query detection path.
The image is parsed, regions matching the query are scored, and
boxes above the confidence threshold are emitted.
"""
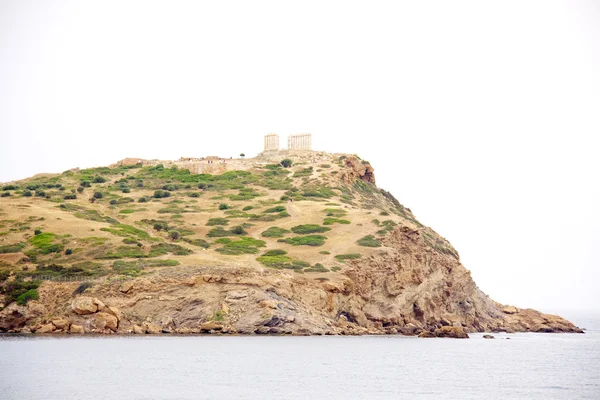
[263,133,312,153]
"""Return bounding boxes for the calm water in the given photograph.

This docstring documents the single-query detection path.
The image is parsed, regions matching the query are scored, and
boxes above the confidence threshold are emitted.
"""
[1,315,599,400]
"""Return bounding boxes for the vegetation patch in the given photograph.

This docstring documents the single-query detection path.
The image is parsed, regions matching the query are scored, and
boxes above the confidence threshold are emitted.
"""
[0,242,26,254]
[261,227,291,238]
[29,233,64,254]
[304,263,329,273]
[323,208,347,217]
[206,218,229,226]
[278,235,327,247]
[263,206,286,213]
[256,249,310,271]
[215,237,266,255]
[334,253,361,263]
[1,280,41,306]
[183,238,210,248]
[207,225,247,237]
[249,211,290,221]
[323,218,350,225]
[291,224,331,234]
[357,235,382,247]
[229,188,262,201]
[100,224,153,241]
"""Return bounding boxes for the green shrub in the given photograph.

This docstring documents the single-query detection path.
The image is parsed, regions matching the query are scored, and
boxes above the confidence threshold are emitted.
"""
[65,248,73,255]
[76,187,84,193]
[323,208,347,217]
[331,266,341,272]
[148,243,192,257]
[304,263,329,273]
[23,190,32,197]
[93,176,107,183]
[153,190,171,198]
[34,229,42,235]
[1,192,11,197]
[138,196,150,203]
[380,211,390,216]
[16,289,39,305]
[121,187,131,193]
[278,235,327,247]
[207,226,247,237]
[263,249,288,256]
[261,227,291,238]
[1,280,40,306]
[93,191,103,199]
[293,167,313,177]
[263,206,286,213]
[63,194,77,200]
[206,218,229,226]
[219,203,230,210]
[169,231,181,241]
[280,159,293,168]
[319,251,331,255]
[323,218,350,225]
[334,253,361,262]
[216,237,266,255]
[0,242,27,254]
[291,224,331,234]
[242,205,254,211]
[357,235,382,247]
[29,233,63,254]
[256,251,309,271]
[184,238,210,248]
[0,270,10,282]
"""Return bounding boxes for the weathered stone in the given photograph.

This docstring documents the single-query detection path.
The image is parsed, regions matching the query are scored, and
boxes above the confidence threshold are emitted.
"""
[258,299,278,309]
[483,334,495,339]
[105,306,121,321]
[132,324,144,334]
[502,306,519,314]
[434,326,469,339]
[144,323,161,334]
[95,312,118,331]
[51,318,70,330]
[200,322,223,332]
[93,298,106,312]
[37,323,54,333]
[0,303,27,331]
[119,281,134,293]
[418,330,436,338]
[70,324,85,334]
[71,297,98,315]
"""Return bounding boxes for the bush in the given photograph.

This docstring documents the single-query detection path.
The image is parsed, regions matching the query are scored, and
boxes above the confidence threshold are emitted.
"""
[65,248,73,255]
[263,206,286,213]
[263,249,288,256]
[1,192,10,197]
[29,233,64,254]
[63,194,77,200]
[261,227,291,238]
[184,238,210,248]
[206,218,229,226]
[0,242,26,253]
[23,190,32,197]
[35,190,46,197]
[122,187,131,193]
[109,199,117,205]
[335,253,361,262]
[80,181,91,188]
[323,218,351,225]
[256,251,309,271]
[169,231,181,241]
[77,187,84,193]
[93,176,107,183]
[215,237,266,255]
[1,280,40,306]
[16,289,39,305]
[242,205,254,211]
[304,263,329,273]
[357,235,382,247]
[278,235,327,247]
[291,224,331,234]
[219,203,230,210]
[153,190,171,198]
[138,196,150,203]
[280,159,293,168]
[93,191,103,199]
[34,229,42,235]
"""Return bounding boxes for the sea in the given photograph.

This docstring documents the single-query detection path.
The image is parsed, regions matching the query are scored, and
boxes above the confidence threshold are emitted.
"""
[1,312,598,400]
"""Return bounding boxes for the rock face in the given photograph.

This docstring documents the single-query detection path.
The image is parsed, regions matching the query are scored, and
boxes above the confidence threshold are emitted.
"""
[71,297,99,315]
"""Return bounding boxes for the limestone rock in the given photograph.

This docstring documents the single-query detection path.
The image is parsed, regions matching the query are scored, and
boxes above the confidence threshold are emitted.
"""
[70,324,85,334]
[119,281,134,293]
[132,324,144,334]
[51,318,70,330]
[95,312,118,331]
[105,306,121,321]
[502,306,519,314]
[200,322,223,332]
[93,298,106,312]
[0,303,27,331]
[71,297,98,315]
[133,325,146,335]
[483,334,495,339]
[143,322,161,334]
[37,323,55,333]
[418,330,436,338]
[434,326,469,339]
[259,299,278,309]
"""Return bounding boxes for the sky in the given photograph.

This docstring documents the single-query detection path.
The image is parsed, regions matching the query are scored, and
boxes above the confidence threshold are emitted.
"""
[1,1,599,312]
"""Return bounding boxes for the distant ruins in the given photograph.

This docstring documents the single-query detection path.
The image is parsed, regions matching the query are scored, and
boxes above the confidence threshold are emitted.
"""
[263,133,312,152]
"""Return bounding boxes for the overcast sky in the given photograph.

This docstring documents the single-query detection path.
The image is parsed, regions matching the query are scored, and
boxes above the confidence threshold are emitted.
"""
[1,1,598,312]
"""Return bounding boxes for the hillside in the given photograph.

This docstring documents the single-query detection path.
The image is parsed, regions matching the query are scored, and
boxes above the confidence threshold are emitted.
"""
[0,151,582,336]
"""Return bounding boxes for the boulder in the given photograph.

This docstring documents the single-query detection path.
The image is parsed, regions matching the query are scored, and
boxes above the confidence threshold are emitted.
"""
[37,323,55,334]
[132,324,144,334]
[70,324,85,334]
[143,323,161,334]
[106,306,121,321]
[418,330,436,338]
[95,312,118,331]
[258,299,278,309]
[502,306,519,314]
[71,297,98,315]
[200,322,223,332]
[0,303,27,331]
[93,298,106,312]
[483,334,495,339]
[119,281,134,293]
[51,318,70,330]
[434,326,469,339]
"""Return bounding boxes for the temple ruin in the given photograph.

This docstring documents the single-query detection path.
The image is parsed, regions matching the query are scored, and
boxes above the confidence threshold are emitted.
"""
[287,133,312,151]
[264,133,280,152]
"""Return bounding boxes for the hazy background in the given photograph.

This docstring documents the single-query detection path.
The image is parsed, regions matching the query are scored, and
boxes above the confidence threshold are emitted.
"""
[1,1,598,312]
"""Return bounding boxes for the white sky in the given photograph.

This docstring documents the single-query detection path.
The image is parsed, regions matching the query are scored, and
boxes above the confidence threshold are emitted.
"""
[1,1,599,312]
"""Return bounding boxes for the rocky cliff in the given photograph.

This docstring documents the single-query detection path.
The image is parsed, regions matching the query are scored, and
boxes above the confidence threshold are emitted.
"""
[0,152,582,336]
